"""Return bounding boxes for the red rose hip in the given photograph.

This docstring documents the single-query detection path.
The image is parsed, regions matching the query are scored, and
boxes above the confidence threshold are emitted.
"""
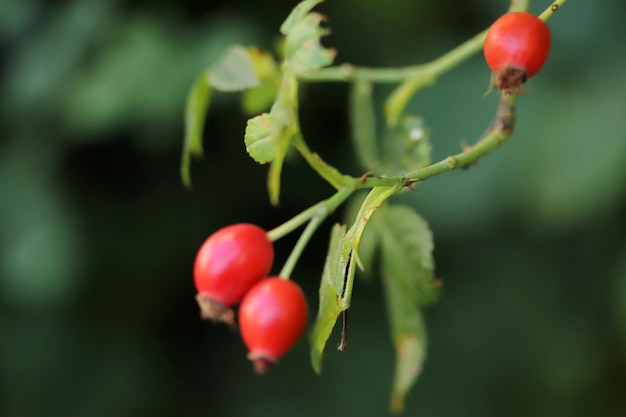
[239,277,308,373]
[194,223,273,324]
[484,12,551,91]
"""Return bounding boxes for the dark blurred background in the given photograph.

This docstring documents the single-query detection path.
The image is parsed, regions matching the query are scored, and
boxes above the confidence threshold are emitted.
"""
[1,0,625,416]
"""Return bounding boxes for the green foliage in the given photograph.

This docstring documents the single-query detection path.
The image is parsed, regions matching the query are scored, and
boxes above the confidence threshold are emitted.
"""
[177,0,620,414]
[241,48,280,115]
[5,0,626,417]
[181,44,263,188]
[350,80,380,171]
[310,224,349,373]
[244,113,283,164]
[378,205,440,307]
[350,82,432,176]
[280,0,325,35]
[310,185,403,376]
[208,45,260,92]
[360,204,439,411]
[381,115,432,175]
[181,0,530,410]
[182,73,211,188]
[184,0,335,202]
[283,13,336,73]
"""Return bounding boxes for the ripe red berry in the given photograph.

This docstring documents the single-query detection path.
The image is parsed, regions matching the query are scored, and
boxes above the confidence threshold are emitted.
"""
[239,277,308,373]
[194,223,273,324]
[483,12,551,91]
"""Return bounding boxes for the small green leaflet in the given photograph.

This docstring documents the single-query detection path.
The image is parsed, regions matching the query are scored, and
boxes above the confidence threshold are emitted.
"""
[379,204,439,306]
[181,72,211,188]
[208,45,260,92]
[242,48,279,115]
[281,0,336,74]
[244,75,298,205]
[378,204,440,413]
[244,113,283,164]
[280,0,325,35]
[284,13,336,73]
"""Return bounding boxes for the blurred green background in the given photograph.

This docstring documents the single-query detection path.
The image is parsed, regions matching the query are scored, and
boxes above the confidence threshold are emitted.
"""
[1,0,626,416]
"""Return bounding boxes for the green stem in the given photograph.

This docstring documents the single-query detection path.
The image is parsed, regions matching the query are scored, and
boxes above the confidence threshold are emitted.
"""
[341,184,403,305]
[294,93,517,192]
[539,0,568,21]
[276,187,354,278]
[278,207,326,279]
[269,0,564,238]
[267,187,354,242]
[291,133,354,189]
[298,27,486,85]
[291,0,567,190]
[357,94,517,188]
[298,0,531,85]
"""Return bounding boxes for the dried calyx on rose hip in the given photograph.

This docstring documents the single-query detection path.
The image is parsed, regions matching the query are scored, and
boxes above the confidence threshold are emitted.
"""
[238,277,308,373]
[483,11,551,92]
[193,223,274,325]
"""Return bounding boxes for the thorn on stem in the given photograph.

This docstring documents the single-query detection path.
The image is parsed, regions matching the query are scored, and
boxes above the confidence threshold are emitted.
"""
[358,171,372,183]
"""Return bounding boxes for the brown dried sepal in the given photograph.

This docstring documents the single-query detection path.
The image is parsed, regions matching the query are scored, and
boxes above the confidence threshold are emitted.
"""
[494,66,528,94]
[247,352,278,374]
[195,293,235,325]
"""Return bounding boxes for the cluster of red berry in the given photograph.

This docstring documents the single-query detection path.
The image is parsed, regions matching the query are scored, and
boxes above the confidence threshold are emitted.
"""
[193,223,308,373]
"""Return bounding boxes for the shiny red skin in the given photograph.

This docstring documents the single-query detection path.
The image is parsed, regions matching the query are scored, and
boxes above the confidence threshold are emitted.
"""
[239,278,308,365]
[484,12,551,78]
[194,224,273,306]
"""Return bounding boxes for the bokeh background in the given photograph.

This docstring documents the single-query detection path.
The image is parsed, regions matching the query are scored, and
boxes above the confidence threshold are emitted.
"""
[2,0,626,416]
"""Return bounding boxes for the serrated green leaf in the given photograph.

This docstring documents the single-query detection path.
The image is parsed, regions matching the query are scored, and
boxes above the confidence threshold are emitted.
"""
[379,204,440,306]
[383,277,426,414]
[181,72,212,188]
[280,0,325,35]
[208,45,259,92]
[350,80,381,172]
[310,224,349,373]
[284,13,335,73]
[381,115,432,175]
[244,113,282,164]
[379,204,436,413]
